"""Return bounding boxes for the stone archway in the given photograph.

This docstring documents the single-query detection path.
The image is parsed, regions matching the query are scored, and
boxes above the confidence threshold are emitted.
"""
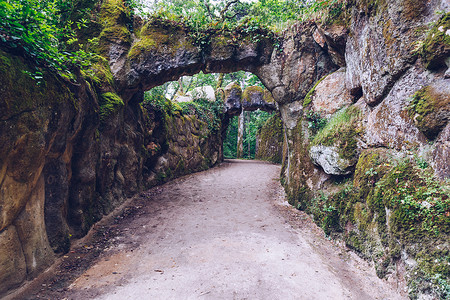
[100,12,341,106]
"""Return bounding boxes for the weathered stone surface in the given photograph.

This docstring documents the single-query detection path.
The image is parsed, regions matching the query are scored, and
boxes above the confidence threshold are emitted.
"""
[0,225,26,295]
[14,175,55,278]
[0,49,76,233]
[310,68,353,116]
[345,1,446,105]
[44,159,71,253]
[242,86,276,112]
[255,22,338,105]
[142,104,222,187]
[364,65,430,150]
[223,82,242,116]
[309,145,355,175]
[316,24,348,67]
[408,79,450,140]
[279,101,304,130]
[433,122,450,179]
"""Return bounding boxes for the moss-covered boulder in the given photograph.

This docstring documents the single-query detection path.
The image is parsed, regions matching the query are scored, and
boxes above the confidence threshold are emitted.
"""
[255,113,284,163]
[98,0,133,54]
[309,106,363,175]
[223,82,242,116]
[128,19,197,61]
[408,81,450,140]
[420,13,450,70]
[302,147,450,298]
[242,86,276,112]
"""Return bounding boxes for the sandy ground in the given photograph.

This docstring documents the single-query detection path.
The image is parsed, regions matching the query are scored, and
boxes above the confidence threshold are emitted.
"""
[10,159,407,300]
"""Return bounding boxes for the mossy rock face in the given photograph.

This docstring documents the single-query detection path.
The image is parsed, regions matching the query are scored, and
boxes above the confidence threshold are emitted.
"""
[0,50,75,184]
[223,82,242,116]
[98,0,132,54]
[421,13,450,70]
[84,55,115,90]
[255,113,283,163]
[408,82,450,140]
[306,146,450,298]
[309,106,363,174]
[128,20,197,61]
[242,86,276,112]
[99,92,124,122]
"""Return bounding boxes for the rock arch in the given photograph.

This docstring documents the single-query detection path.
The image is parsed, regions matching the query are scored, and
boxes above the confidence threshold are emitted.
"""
[100,14,340,105]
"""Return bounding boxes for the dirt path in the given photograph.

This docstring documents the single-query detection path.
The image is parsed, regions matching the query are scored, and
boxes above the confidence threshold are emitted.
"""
[11,160,406,300]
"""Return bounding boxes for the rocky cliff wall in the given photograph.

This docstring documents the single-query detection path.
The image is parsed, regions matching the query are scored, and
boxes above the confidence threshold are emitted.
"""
[255,113,284,164]
[278,2,450,298]
[0,48,222,296]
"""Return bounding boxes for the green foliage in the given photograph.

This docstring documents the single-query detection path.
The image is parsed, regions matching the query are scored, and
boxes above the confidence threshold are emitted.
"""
[305,110,327,135]
[142,0,347,32]
[0,0,96,74]
[223,110,273,159]
[99,92,124,121]
[311,106,362,160]
[178,98,224,133]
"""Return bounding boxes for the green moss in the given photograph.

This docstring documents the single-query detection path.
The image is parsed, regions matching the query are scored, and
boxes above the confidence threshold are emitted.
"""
[298,146,450,296]
[82,55,114,90]
[303,74,329,107]
[420,13,450,69]
[255,113,283,163]
[99,92,124,121]
[310,106,362,160]
[0,50,75,119]
[128,21,196,60]
[97,0,132,54]
[242,86,264,103]
[408,85,450,139]
[100,25,132,44]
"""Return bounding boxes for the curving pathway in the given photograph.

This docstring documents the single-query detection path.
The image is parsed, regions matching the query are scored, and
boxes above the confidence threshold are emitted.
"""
[13,160,406,300]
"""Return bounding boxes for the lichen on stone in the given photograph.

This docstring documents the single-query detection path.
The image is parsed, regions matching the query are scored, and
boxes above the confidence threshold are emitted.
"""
[255,113,283,163]
[310,105,362,162]
[418,13,450,70]
[99,92,124,121]
[408,84,450,140]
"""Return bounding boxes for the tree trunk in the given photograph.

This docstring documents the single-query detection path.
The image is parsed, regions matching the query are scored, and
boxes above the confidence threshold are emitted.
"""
[237,110,244,158]
[247,111,251,158]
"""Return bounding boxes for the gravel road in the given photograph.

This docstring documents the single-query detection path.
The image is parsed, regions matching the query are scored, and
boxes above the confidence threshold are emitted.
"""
[11,160,406,300]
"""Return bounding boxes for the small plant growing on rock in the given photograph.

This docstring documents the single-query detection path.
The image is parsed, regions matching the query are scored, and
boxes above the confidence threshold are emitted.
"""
[305,110,327,135]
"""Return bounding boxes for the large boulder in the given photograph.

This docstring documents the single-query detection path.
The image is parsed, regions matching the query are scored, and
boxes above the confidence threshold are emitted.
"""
[242,86,276,112]
[186,86,216,102]
[307,68,353,116]
[407,79,450,140]
[223,82,242,116]
[308,106,363,175]
[364,65,431,150]
[309,145,355,175]
[344,1,447,105]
